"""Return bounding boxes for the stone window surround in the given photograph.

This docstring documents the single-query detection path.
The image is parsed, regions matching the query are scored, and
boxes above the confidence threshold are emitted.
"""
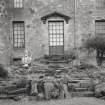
[41,11,70,24]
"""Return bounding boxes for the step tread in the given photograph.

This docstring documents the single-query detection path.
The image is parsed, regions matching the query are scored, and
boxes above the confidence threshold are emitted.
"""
[72,91,94,93]
[48,60,68,63]
[71,91,95,97]
[74,88,88,91]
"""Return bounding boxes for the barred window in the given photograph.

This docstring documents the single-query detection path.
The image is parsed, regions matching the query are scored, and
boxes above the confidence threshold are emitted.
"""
[13,21,25,48]
[96,0,105,9]
[48,21,64,46]
[14,0,23,8]
[95,20,105,36]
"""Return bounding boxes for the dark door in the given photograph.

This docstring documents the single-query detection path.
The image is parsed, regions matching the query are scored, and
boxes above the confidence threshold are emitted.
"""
[48,21,64,55]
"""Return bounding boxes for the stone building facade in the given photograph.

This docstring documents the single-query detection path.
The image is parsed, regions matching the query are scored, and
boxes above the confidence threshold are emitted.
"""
[0,0,104,65]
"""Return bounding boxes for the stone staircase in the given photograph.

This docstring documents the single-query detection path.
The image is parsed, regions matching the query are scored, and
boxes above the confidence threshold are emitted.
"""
[11,56,96,98]
[68,78,95,97]
[71,91,94,97]
[31,59,95,97]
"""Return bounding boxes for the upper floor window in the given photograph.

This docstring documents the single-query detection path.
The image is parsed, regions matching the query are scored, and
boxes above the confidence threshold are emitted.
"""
[13,21,25,48]
[14,0,23,8]
[95,20,105,36]
[96,0,105,9]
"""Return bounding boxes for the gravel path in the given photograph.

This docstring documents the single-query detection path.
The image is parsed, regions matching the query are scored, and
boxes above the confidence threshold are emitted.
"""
[0,97,105,105]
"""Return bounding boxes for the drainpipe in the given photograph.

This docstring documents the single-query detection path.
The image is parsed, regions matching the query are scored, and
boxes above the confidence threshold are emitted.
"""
[74,0,79,59]
[74,0,76,49]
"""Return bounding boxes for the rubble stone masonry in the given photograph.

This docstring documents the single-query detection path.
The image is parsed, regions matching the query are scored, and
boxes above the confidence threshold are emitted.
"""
[0,0,103,65]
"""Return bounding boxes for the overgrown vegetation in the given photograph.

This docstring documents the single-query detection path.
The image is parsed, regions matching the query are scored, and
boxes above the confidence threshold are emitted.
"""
[0,64,8,78]
[84,36,105,66]
[64,49,77,61]
[44,49,77,62]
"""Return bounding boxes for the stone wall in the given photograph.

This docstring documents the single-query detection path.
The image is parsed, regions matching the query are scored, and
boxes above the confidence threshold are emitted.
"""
[11,0,75,60]
[0,0,102,64]
[0,0,11,65]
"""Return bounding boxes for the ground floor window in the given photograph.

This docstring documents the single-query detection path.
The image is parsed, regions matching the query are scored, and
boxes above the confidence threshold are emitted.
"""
[48,21,64,55]
[95,20,105,36]
[48,21,64,46]
[13,21,25,48]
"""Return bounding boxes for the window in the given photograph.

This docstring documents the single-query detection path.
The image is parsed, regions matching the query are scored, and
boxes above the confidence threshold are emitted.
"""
[48,21,64,46]
[13,21,25,48]
[13,58,22,65]
[95,20,105,36]
[14,0,23,8]
[96,0,105,9]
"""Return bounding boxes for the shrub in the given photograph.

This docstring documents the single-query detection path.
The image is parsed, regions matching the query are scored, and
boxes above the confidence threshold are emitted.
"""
[0,64,8,78]
[44,55,64,61]
[64,49,77,61]
[84,36,105,50]
[95,83,105,98]
[84,36,105,66]
[43,49,77,61]
[76,61,97,70]
[44,55,49,60]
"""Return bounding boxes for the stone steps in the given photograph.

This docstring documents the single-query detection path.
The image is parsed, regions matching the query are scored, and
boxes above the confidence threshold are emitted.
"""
[47,60,69,64]
[74,88,89,92]
[71,91,95,97]
[68,78,95,97]
[7,88,27,95]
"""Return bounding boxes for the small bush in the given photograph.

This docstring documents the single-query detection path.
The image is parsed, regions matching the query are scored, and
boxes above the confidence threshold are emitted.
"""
[0,64,8,78]
[76,61,97,70]
[95,83,105,98]
[49,55,64,61]
[64,49,77,61]
[84,36,105,66]
[43,49,77,61]
[44,55,50,59]
[44,55,64,61]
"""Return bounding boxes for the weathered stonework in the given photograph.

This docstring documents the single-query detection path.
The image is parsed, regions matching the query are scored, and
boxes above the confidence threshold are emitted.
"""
[0,0,103,64]
[11,0,75,61]
[0,0,11,65]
